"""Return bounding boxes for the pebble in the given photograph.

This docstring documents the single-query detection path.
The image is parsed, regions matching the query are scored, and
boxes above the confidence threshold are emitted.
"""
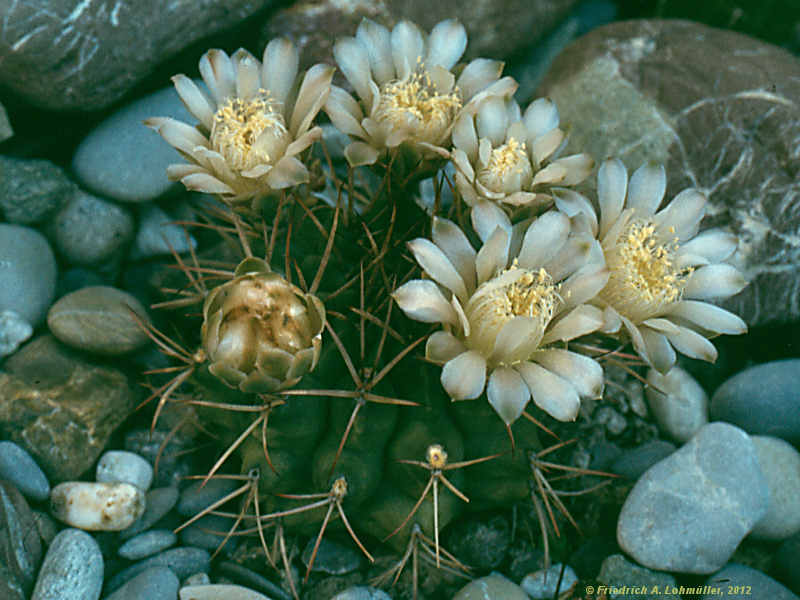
[217,561,291,600]
[179,514,238,553]
[646,367,708,442]
[105,566,179,600]
[595,406,627,435]
[521,563,579,599]
[711,360,800,444]
[47,286,151,356]
[0,441,50,501]
[51,191,134,265]
[775,532,800,594]
[73,85,192,202]
[0,101,10,142]
[130,205,197,259]
[118,529,178,560]
[0,481,43,596]
[0,224,57,326]
[597,554,679,600]
[0,310,33,358]
[301,537,363,575]
[125,429,194,488]
[120,486,180,540]
[702,564,799,600]
[617,422,769,573]
[50,482,145,531]
[31,529,103,600]
[453,573,529,600]
[97,451,154,491]
[0,156,74,225]
[177,478,241,517]
[749,436,800,540]
[183,573,211,586]
[31,510,59,546]
[445,514,511,570]
[179,584,271,600]
[611,440,677,480]
[331,587,392,600]
[105,547,210,595]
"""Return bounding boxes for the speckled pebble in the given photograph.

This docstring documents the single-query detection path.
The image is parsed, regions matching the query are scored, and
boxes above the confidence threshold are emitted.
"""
[106,547,210,594]
[47,286,150,356]
[0,310,33,358]
[179,584,271,600]
[521,564,579,599]
[50,482,145,531]
[0,224,57,326]
[31,528,103,600]
[453,573,529,600]
[105,566,179,600]
[331,587,392,600]
[130,205,197,259]
[0,440,51,501]
[647,366,708,442]
[97,451,154,491]
[177,478,240,517]
[598,554,679,600]
[750,436,800,540]
[118,529,177,560]
[120,486,179,540]
[301,537,363,575]
[0,156,74,225]
[702,564,799,600]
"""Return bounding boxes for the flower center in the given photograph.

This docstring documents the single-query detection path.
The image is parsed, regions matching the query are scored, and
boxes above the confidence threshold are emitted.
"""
[599,220,691,323]
[465,266,558,361]
[477,137,533,194]
[375,65,462,145]
[210,91,289,173]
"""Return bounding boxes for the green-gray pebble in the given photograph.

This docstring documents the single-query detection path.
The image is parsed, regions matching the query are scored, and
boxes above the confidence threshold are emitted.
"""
[118,530,177,560]
[31,529,103,600]
[0,224,57,326]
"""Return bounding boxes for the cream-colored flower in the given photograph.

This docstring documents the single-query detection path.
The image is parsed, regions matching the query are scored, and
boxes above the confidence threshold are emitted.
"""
[146,41,334,203]
[583,159,748,373]
[393,212,608,425]
[325,18,516,168]
[451,96,593,213]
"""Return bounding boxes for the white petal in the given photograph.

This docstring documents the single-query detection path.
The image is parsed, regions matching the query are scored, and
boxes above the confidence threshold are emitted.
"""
[393,280,458,325]
[455,171,480,206]
[426,331,466,364]
[530,127,564,165]
[344,141,380,167]
[523,97,560,139]
[452,113,478,163]
[456,58,504,101]
[559,266,609,310]
[356,18,394,84]
[432,217,477,293]
[283,126,322,158]
[199,49,236,104]
[640,327,677,374]
[534,349,604,399]
[542,235,598,282]
[641,317,680,334]
[324,86,365,138]
[620,313,650,364]
[464,76,518,111]
[601,305,622,334]
[166,163,205,181]
[264,156,309,189]
[550,154,594,186]
[487,367,531,425]
[471,200,511,244]
[627,162,666,216]
[262,38,299,109]
[531,162,567,186]
[598,158,628,239]
[517,211,570,269]
[541,304,604,345]
[684,264,747,300]
[172,75,215,130]
[391,20,425,79]
[491,316,543,365]
[475,226,510,285]
[451,147,475,181]
[441,351,487,400]
[553,189,598,237]
[408,238,468,301]
[667,300,747,335]
[181,173,234,195]
[425,19,467,69]
[144,117,209,155]
[516,361,580,421]
[679,229,738,263]
[655,188,706,243]
[290,63,334,136]
[664,325,718,362]
[333,37,373,105]
[232,48,261,100]
[475,96,509,146]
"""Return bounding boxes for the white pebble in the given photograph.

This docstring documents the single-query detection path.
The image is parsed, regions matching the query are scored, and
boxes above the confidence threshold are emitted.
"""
[97,450,154,490]
[51,481,145,531]
[180,584,271,600]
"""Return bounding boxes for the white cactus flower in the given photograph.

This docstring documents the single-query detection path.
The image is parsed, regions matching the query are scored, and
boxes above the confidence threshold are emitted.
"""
[325,18,517,168]
[393,211,608,425]
[146,40,334,203]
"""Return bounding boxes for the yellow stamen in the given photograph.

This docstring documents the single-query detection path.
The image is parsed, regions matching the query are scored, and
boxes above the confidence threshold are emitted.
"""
[477,137,533,194]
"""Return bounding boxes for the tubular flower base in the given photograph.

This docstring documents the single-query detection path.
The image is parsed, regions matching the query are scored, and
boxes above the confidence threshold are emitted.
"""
[202,257,325,393]
[581,159,748,373]
[325,18,517,168]
[451,96,593,214]
[393,212,608,425]
[146,40,334,203]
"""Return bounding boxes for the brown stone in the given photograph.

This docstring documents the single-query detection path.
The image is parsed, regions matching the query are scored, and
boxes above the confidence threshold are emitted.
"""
[0,335,135,482]
[260,0,579,71]
[537,19,800,327]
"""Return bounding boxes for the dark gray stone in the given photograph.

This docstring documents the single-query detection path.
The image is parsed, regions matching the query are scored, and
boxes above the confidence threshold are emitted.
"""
[0,224,57,326]
[0,441,51,501]
[775,532,800,594]
[119,487,179,541]
[179,514,237,554]
[0,156,74,225]
[104,566,178,600]
[217,561,292,600]
[0,0,270,111]
[750,436,800,540]
[611,440,677,480]
[597,554,679,600]
[446,514,511,570]
[0,103,10,143]
[130,205,196,258]
[31,529,103,600]
[0,481,43,599]
[177,479,240,518]
[537,19,800,327]
[105,547,209,594]
[300,537,363,576]
[703,564,799,600]
[617,423,768,573]
[711,360,800,444]
[118,530,177,561]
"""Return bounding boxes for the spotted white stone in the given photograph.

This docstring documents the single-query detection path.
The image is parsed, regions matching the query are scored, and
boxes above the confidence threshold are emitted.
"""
[50,481,145,531]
